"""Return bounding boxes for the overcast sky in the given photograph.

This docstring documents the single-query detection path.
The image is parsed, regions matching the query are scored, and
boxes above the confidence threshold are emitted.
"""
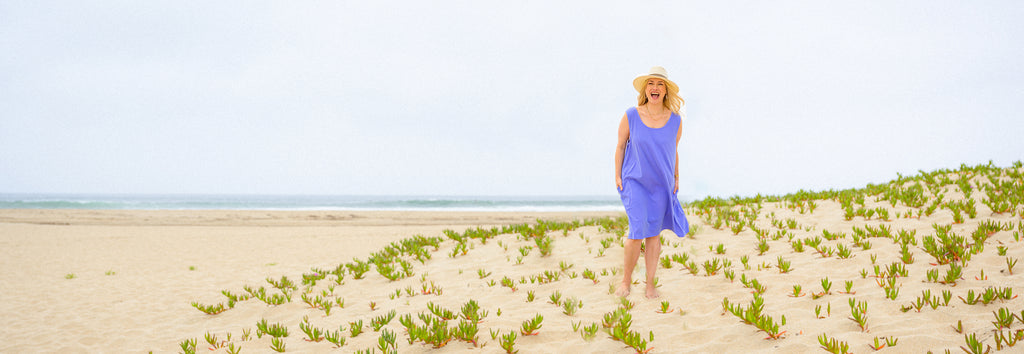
[2,1,1022,199]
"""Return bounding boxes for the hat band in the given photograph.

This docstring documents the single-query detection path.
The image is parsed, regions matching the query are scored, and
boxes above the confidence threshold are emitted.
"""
[648,73,667,79]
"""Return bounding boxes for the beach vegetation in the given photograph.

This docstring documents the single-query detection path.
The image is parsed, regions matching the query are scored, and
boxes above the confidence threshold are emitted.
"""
[993,327,1022,350]
[961,333,991,354]
[548,291,562,305]
[722,293,786,339]
[756,238,770,255]
[500,276,517,292]
[899,243,914,264]
[371,309,397,331]
[559,260,574,273]
[562,297,583,316]
[842,280,854,294]
[535,235,554,256]
[420,281,443,295]
[730,220,745,235]
[820,277,832,295]
[619,297,636,311]
[582,268,599,284]
[460,299,488,323]
[814,303,830,319]
[604,307,654,353]
[270,337,286,352]
[222,290,250,308]
[580,322,600,340]
[724,269,736,282]
[499,331,518,353]
[940,263,964,286]
[739,274,767,295]
[835,244,852,259]
[299,318,324,342]
[670,252,689,266]
[377,328,398,353]
[520,313,543,335]
[958,287,1017,305]
[477,269,491,279]
[349,319,364,337]
[427,302,456,320]
[658,300,673,314]
[191,301,226,315]
[346,259,371,279]
[170,163,1024,353]
[992,307,1015,330]
[790,239,806,252]
[325,329,346,347]
[179,338,197,354]
[848,298,868,332]
[791,285,804,297]
[703,258,722,276]
[817,333,849,354]
[776,256,792,273]
[256,319,289,338]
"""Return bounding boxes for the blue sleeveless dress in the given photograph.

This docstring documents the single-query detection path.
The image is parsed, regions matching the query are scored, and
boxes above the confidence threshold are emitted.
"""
[618,107,690,239]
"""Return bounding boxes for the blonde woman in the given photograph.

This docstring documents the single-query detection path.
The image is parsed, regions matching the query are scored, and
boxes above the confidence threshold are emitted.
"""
[614,66,690,298]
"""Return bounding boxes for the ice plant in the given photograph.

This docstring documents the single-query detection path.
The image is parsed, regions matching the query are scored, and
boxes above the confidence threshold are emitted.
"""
[270,337,286,352]
[848,298,868,332]
[520,314,544,335]
[658,301,673,314]
[817,333,849,353]
[499,331,518,354]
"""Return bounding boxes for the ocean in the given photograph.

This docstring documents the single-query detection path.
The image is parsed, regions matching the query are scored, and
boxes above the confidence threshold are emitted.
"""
[0,194,626,212]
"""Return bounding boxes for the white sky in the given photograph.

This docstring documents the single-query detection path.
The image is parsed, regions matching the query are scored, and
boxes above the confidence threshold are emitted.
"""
[2,1,1022,199]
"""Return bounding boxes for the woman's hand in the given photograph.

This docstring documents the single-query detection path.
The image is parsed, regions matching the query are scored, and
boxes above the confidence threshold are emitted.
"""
[616,177,623,191]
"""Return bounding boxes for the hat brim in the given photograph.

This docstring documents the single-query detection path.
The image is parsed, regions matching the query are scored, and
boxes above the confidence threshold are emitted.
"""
[633,74,678,94]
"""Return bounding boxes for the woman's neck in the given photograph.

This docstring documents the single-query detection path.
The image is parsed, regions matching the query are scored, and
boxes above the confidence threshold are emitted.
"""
[645,102,668,116]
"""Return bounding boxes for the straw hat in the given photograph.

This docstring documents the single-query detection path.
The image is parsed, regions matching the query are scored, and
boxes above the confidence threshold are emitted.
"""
[633,66,678,94]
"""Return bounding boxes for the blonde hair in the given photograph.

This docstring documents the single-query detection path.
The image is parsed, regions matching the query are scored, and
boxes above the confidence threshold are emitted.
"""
[636,78,684,114]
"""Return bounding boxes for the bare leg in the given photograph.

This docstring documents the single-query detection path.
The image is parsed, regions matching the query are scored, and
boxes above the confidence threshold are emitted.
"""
[617,238,643,297]
[644,235,662,298]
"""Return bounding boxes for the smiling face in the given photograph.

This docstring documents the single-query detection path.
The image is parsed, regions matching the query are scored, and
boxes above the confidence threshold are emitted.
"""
[645,78,667,105]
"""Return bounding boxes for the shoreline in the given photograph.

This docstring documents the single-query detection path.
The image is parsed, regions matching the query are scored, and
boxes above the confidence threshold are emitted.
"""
[0,209,623,227]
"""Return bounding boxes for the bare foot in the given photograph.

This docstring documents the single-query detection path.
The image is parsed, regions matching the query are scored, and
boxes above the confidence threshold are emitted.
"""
[645,286,660,299]
[616,283,631,297]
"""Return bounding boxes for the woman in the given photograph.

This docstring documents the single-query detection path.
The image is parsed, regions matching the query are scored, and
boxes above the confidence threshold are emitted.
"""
[614,66,690,298]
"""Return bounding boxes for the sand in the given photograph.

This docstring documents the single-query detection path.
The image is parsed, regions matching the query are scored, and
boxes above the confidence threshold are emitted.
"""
[1,169,1022,353]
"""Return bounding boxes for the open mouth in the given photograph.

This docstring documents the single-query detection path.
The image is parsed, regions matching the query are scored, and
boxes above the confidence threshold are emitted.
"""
[650,93,661,100]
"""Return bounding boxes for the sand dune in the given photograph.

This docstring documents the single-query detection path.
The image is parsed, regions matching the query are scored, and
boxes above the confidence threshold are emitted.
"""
[2,164,1023,353]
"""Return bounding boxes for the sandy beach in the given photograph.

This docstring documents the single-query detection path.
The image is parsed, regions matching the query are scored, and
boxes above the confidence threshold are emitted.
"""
[2,166,1023,353]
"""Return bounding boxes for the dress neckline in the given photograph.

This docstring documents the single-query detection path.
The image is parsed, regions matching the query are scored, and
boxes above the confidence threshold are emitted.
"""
[636,106,673,129]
